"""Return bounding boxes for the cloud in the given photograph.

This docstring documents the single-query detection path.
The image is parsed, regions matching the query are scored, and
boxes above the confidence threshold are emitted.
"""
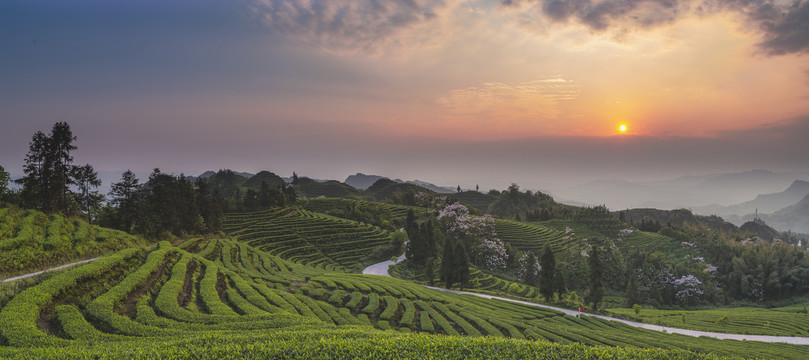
[247,0,463,55]
[500,0,809,55]
[756,0,809,55]
[436,78,579,120]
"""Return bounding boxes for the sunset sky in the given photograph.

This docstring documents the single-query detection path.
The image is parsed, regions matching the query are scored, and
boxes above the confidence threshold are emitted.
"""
[2,0,808,192]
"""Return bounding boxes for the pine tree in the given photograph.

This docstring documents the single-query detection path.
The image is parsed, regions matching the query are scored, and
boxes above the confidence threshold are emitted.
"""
[72,164,102,223]
[552,268,566,298]
[244,189,260,211]
[523,252,538,286]
[109,170,141,232]
[18,122,78,213]
[259,181,273,209]
[440,237,469,289]
[539,243,556,300]
[586,244,605,310]
[0,165,9,206]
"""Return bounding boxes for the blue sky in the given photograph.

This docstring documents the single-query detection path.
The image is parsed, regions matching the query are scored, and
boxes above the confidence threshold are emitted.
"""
[2,0,808,192]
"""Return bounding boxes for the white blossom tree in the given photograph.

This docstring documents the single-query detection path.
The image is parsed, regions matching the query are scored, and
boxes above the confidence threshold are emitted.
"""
[438,202,508,271]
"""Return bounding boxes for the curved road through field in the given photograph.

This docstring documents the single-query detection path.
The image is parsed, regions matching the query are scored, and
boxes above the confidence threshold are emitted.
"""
[363,257,809,345]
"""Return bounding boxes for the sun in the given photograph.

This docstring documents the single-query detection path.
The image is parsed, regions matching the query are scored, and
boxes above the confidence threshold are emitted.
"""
[619,124,628,133]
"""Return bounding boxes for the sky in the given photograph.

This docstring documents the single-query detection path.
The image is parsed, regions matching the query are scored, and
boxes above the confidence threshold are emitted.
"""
[1,0,808,194]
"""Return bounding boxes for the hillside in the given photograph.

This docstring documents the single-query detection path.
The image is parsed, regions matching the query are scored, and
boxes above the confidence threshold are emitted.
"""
[224,208,396,271]
[0,207,142,279]
[1,231,805,359]
[345,173,455,193]
[294,178,362,199]
[614,208,738,233]
[243,171,286,190]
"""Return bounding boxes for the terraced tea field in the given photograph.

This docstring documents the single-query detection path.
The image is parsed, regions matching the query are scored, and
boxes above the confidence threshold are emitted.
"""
[0,235,807,359]
[224,208,395,271]
[496,218,682,255]
[0,207,141,278]
[303,197,422,220]
[2,226,809,359]
[608,305,809,337]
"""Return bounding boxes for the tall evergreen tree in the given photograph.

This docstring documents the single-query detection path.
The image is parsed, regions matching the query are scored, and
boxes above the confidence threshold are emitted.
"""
[523,251,539,286]
[440,237,469,289]
[72,164,103,222]
[18,122,78,213]
[195,178,223,232]
[0,165,9,205]
[139,169,202,237]
[258,181,273,209]
[48,122,77,213]
[552,268,566,298]
[244,188,259,211]
[539,243,556,300]
[405,210,422,264]
[109,170,141,232]
[586,243,606,310]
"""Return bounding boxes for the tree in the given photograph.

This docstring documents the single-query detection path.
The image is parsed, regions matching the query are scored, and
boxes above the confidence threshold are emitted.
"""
[475,184,479,192]
[258,181,273,209]
[243,188,259,211]
[72,164,103,222]
[0,165,9,205]
[139,169,202,237]
[440,236,469,289]
[109,170,141,232]
[292,172,299,185]
[586,244,605,310]
[283,184,296,204]
[17,122,78,213]
[405,210,423,264]
[196,178,224,232]
[437,202,506,270]
[539,243,556,300]
[17,130,47,210]
[456,185,461,193]
[523,251,539,286]
[553,268,566,298]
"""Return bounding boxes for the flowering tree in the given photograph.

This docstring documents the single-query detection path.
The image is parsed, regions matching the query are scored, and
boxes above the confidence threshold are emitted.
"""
[438,202,507,270]
[674,274,703,305]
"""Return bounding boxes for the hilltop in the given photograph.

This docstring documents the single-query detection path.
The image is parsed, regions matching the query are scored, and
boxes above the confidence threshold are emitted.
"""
[345,173,455,193]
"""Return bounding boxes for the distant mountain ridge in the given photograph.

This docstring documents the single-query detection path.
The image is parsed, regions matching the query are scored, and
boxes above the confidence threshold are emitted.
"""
[344,173,455,193]
[198,170,254,180]
[556,170,809,210]
[694,180,809,220]
[758,194,809,234]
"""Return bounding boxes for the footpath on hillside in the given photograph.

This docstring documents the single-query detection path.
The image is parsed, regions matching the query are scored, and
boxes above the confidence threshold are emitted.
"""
[363,256,809,345]
[1,257,100,283]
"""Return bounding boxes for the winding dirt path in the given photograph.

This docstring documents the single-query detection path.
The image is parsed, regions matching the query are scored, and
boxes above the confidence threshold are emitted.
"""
[1,257,100,283]
[362,256,809,345]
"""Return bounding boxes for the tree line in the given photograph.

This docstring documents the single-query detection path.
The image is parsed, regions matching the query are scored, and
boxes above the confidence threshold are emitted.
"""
[0,122,295,239]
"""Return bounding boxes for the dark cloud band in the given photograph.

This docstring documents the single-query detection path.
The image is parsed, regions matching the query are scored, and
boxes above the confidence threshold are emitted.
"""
[501,0,809,55]
[248,0,453,53]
